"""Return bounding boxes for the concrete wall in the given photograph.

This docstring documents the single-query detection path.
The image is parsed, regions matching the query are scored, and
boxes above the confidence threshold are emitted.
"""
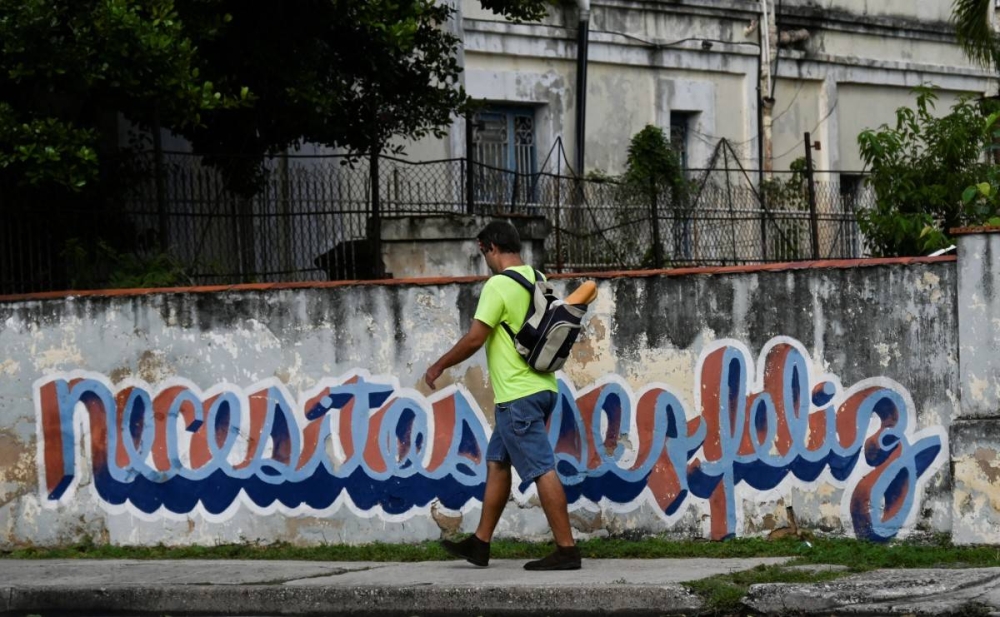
[832,85,966,172]
[952,229,1000,544]
[0,251,969,548]
[407,0,996,177]
[380,214,549,278]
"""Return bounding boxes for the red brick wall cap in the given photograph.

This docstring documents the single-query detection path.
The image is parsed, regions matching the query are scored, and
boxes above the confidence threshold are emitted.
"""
[950,225,1000,236]
[0,256,956,303]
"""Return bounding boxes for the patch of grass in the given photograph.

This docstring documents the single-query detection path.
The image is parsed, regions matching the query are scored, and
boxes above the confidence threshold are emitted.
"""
[2,540,453,562]
[0,536,804,561]
[791,535,1000,570]
[5,533,1000,572]
[10,533,998,617]
[683,564,850,615]
[956,602,992,617]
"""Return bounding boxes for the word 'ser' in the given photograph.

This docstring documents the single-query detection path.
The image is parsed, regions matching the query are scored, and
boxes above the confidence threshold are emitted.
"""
[35,337,944,541]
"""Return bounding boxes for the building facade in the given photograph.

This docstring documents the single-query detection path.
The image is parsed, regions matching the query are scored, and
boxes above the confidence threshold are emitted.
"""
[407,0,997,182]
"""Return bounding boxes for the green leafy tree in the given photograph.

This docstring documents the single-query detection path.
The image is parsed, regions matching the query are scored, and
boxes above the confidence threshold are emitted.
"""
[0,0,550,289]
[950,0,1000,231]
[0,0,239,191]
[761,158,809,212]
[958,108,1000,228]
[952,0,998,69]
[760,158,810,260]
[857,88,999,256]
[621,125,688,268]
[175,0,472,194]
[0,0,551,194]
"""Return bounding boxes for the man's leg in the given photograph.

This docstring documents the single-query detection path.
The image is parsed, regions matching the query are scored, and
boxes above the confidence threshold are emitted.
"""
[516,392,580,571]
[440,412,511,567]
[534,469,574,547]
[521,468,581,570]
[475,461,512,542]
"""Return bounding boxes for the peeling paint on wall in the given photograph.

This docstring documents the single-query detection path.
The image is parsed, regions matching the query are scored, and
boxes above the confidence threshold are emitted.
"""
[0,257,964,546]
[33,337,945,542]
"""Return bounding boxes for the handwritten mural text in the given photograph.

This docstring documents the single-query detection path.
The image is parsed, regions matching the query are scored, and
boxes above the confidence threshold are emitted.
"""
[34,337,945,541]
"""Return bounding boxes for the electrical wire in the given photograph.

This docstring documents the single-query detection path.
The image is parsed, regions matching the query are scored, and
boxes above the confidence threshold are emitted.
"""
[771,0,783,100]
[472,19,761,53]
[589,30,699,49]
[770,80,804,125]
[691,128,758,147]
[771,99,839,160]
[469,20,770,154]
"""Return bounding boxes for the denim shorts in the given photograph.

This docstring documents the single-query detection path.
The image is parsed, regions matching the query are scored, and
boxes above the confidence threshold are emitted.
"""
[486,390,557,483]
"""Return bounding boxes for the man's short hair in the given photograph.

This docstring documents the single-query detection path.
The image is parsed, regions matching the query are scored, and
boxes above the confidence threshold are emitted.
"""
[477,221,522,254]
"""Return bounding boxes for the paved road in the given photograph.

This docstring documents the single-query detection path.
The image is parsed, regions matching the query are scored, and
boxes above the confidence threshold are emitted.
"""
[3,558,1000,615]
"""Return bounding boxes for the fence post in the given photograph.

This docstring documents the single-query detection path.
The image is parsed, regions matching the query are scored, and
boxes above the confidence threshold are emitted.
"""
[237,196,256,280]
[759,169,768,262]
[723,145,738,263]
[152,103,169,253]
[511,171,519,212]
[758,71,768,262]
[650,179,664,268]
[803,131,820,260]
[465,113,475,214]
[278,151,293,275]
[370,147,383,279]
[555,166,563,273]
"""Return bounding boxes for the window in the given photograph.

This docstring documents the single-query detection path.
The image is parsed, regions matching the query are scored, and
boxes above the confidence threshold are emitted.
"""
[670,112,695,170]
[472,106,537,209]
[839,174,863,210]
[838,173,865,257]
[668,112,699,260]
[473,107,536,174]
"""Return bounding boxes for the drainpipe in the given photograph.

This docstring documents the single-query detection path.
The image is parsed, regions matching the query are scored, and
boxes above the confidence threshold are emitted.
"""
[574,0,590,177]
[756,46,768,260]
[758,0,772,96]
[760,0,775,176]
[756,13,766,185]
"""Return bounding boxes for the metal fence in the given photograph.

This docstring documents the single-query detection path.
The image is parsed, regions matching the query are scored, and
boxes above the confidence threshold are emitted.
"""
[0,150,869,295]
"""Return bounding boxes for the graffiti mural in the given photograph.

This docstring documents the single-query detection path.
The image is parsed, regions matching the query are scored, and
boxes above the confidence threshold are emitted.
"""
[34,337,946,541]
[35,374,490,519]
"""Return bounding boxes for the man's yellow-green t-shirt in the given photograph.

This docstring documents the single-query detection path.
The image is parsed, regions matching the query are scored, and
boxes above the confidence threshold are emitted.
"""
[474,265,558,404]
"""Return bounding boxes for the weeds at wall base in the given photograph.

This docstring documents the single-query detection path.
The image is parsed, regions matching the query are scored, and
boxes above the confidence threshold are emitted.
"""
[2,534,999,569]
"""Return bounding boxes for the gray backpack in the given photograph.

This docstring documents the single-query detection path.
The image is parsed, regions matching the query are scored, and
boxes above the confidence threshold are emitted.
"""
[500,269,588,373]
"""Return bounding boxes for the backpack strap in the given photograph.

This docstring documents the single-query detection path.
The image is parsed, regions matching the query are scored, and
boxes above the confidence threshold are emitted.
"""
[500,269,534,292]
[500,322,518,342]
[498,269,537,344]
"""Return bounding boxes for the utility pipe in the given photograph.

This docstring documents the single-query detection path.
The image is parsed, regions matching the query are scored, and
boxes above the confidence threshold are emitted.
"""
[574,0,590,177]
[759,0,772,96]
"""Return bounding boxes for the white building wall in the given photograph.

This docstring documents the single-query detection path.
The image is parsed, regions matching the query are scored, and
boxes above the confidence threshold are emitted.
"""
[401,0,996,179]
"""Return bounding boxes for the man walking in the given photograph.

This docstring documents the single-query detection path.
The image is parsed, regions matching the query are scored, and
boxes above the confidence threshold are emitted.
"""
[423,221,581,571]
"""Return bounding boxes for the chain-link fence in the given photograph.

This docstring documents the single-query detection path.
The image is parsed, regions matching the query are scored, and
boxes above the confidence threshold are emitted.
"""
[0,148,869,294]
[525,170,866,272]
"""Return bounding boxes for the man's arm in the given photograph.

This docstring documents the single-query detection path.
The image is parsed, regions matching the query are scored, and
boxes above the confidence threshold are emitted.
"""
[424,319,492,390]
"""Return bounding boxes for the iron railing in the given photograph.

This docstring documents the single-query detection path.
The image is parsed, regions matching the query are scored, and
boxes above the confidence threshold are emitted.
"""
[0,151,870,295]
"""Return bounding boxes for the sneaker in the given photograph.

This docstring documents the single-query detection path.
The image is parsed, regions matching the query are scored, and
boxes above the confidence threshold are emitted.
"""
[440,534,490,567]
[523,545,581,571]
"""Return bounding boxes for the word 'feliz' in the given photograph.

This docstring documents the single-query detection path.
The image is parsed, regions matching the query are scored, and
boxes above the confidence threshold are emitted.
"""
[35,337,944,541]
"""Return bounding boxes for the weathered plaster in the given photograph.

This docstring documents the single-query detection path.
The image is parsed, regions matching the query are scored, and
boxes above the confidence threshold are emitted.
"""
[435,0,996,176]
[951,422,1000,544]
[0,257,961,547]
[957,233,1000,419]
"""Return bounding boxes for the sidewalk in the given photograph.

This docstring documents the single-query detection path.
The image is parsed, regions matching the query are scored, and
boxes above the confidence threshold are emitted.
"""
[2,558,1000,616]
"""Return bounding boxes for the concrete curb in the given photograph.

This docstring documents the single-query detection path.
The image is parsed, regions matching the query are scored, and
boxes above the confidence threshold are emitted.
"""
[15,560,1000,616]
[4,584,703,616]
[745,568,1000,616]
